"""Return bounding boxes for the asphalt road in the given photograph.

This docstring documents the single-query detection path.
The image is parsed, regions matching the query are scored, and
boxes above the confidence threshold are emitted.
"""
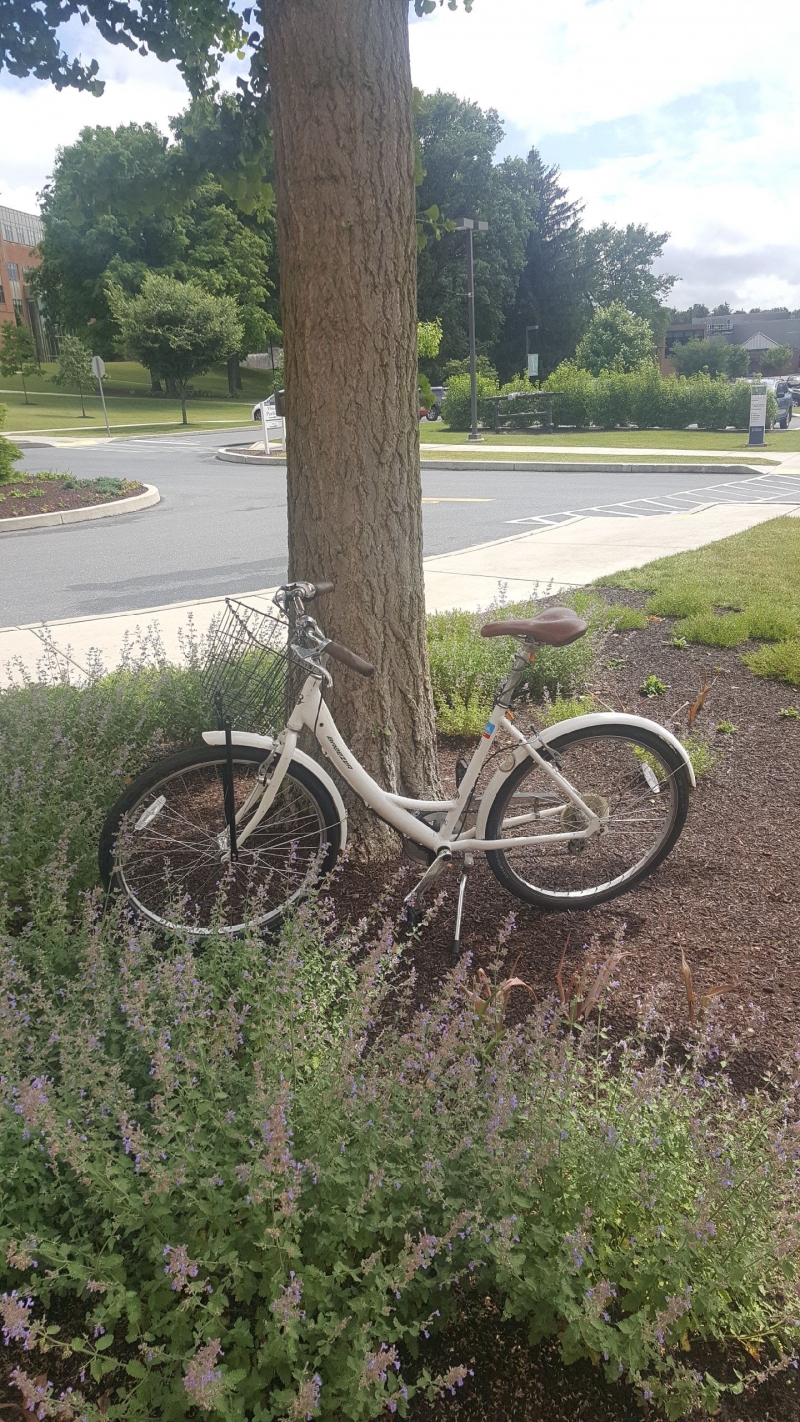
[2,427,796,628]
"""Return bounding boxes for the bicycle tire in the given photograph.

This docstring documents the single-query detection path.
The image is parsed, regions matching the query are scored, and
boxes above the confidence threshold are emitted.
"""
[99,744,342,936]
[485,723,690,910]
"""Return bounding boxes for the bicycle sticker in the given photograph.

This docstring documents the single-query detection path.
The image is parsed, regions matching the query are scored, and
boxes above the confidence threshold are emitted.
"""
[482,721,496,739]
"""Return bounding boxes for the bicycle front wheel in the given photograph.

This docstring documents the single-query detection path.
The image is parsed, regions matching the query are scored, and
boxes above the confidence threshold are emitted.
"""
[485,723,690,910]
[99,745,342,936]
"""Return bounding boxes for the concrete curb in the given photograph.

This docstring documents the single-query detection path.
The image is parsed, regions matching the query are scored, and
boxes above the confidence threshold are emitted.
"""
[216,444,769,476]
[0,482,160,533]
[217,444,284,465]
[419,460,770,474]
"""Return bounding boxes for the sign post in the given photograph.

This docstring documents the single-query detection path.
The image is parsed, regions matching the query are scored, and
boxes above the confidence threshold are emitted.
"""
[259,399,271,456]
[526,325,539,381]
[748,381,767,446]
[91,355,111,438]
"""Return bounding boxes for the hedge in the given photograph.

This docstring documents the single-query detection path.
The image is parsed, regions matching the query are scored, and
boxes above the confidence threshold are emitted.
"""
[441,364,778,432]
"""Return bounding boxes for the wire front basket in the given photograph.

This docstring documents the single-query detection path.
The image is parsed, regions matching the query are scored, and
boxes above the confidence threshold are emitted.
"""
[201,599,291,733]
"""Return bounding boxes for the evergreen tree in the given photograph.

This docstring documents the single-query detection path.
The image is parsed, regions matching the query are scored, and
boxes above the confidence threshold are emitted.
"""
[496,150,589,381]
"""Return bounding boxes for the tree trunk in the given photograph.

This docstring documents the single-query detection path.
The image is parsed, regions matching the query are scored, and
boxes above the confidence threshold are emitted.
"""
[263,0,440,854]
[227,353,241,397]
[79,384,86,417]
[150,373,162,394]
[180,383,188,425]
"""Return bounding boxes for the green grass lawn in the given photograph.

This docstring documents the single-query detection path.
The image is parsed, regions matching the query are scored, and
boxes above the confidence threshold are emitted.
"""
[0,359,275,437]
[596,515,800,685]
[423,426,800,452]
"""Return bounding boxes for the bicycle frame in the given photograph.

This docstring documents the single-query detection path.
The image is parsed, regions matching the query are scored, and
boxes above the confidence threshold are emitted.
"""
[202,670,669,859]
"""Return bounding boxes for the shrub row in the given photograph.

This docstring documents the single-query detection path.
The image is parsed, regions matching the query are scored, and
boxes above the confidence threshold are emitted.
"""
[441,363,779,432]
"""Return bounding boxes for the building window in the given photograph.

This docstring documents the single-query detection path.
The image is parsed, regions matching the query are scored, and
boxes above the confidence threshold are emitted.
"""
[22,265,30,276]
[0,208,42,247]
[0,283,4,306]
[7,262,19,282]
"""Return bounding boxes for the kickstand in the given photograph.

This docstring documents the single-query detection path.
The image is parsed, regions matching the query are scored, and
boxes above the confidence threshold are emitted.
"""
[452,853,475,960]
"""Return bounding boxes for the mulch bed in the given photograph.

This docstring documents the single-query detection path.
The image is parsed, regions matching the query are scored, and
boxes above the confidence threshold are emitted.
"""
[0,476,145,518]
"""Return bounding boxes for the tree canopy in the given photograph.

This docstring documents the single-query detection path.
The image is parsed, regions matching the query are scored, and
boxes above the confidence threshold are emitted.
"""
[575,302,655,375]
[670,337,748,380]
[31,122,278,384]
[110,273,242,421]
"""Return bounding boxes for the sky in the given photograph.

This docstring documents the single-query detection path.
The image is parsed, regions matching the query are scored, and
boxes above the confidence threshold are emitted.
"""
[2,0,799,311]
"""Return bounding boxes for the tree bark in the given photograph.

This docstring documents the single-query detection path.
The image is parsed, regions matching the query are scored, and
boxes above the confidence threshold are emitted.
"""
[263,0,440,854]
[227,353,241,396]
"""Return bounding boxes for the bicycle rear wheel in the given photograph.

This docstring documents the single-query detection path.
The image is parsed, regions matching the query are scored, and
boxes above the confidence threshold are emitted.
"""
[99,745,342,936]
[485,723,690,910]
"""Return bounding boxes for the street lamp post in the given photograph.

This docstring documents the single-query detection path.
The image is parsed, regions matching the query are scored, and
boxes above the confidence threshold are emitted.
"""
[454,217,488,442]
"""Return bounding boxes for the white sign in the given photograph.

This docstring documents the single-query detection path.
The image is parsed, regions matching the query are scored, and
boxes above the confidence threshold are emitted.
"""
[527,353,539,377]
[748,382,767,446]
[91,355,105,380]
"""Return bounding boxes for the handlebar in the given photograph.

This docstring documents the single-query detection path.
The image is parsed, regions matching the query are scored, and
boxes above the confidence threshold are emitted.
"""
[325,641,374,678]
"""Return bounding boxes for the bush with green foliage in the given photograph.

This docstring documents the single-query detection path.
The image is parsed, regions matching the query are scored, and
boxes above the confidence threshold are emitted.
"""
[669,337,749,380]
[440,370,501,431]
[574,301,656,375]
[542,361,777,430]
[0,403,22,484]
[760,343,794,375]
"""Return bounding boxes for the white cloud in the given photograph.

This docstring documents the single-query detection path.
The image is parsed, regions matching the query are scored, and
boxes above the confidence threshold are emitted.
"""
[409,0,800,307]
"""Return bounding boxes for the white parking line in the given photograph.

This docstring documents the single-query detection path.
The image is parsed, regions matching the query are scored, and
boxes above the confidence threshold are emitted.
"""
[506,470,800,523]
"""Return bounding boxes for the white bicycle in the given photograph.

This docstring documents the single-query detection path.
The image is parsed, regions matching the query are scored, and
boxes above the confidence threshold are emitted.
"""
[100,580,694,942]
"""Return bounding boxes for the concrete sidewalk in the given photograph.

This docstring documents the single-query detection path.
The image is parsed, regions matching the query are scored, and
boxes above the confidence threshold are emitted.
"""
[3,499,799,684]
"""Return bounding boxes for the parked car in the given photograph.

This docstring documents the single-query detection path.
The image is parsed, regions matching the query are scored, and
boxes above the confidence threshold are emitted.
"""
[785,374,800,405]
[774,381,794,429]
[422,385,447,421]
[251,395,277,421]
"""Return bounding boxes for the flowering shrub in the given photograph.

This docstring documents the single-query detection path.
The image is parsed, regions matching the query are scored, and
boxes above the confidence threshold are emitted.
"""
[2,869,800,1418]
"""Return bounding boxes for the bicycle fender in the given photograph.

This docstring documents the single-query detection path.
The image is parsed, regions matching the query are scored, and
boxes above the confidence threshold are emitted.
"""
[201,730,348,850]
[475,712,695,841]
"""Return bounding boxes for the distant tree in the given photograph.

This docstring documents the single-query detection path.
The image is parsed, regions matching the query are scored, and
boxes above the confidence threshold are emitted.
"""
[670,303,709,323]
[179,182,276,394]
[0,404,22,484]
[575,302,655,375]
[712,302,731,316]
[583,223,676,336]
[32,125,278,395]
[496,150,589,380]
[55,334,94,416]
[32,124,185,359]
[417,319,442,361]
[0,322,37,404]
[670,337,747,379]
[760,343,794,375]
[415,92,537,376]
[111,275,242,423]
[724,344,749,378]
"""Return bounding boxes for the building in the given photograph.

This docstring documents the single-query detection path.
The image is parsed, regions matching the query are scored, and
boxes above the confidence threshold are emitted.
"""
[661,313,800,375]
[0,205,59,361]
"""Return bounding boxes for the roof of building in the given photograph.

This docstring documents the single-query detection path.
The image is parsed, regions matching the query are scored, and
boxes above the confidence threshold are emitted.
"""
[0,206,43,248]
[741,331,781,351]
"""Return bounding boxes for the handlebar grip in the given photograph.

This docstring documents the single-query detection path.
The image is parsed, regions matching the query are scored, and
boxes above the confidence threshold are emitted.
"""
[325,641,375,678]
[312,581,334,595]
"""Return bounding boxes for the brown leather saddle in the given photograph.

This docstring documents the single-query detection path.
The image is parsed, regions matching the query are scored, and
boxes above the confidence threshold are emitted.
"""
[480,607,588,647]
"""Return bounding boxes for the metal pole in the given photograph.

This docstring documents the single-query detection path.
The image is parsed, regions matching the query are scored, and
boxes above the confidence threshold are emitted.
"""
[465,227,480,442]
[260,400,271,455]
[97,376,111,438]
